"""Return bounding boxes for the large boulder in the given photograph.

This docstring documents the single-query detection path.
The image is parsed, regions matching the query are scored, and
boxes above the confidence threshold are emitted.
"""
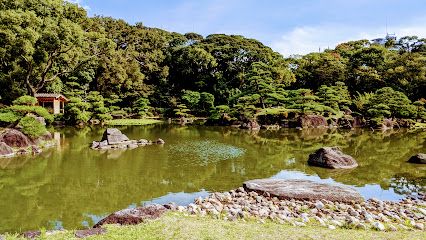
[298,115,327,128]
[93,205,167,228]
[308,147,358,169]
[408,153,426,164]
[241,119,260,130]
[243,179,363,203]
[0,129,32,148]
[0,142,14,157]
[101,128,129,145]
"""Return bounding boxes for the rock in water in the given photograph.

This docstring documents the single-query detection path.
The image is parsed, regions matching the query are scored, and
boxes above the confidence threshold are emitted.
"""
[156,138,165,144]
[93,205,167,228]
[408,153,426,164]
[243,179,363,203]
[308,147,358,169]
[298,115,327,128]
[101,128,129,145]
[0,142,14,157]
[0,128,32,148]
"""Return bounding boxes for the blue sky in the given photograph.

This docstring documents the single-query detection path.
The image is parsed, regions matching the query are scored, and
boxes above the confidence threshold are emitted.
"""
[71,0,426,56]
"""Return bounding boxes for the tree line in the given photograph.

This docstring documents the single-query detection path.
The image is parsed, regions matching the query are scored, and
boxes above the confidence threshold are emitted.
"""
[1,0,425,127]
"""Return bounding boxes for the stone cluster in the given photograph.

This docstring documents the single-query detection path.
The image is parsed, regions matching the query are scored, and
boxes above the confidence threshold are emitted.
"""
[91,128,165,150]
[173,188,425,231]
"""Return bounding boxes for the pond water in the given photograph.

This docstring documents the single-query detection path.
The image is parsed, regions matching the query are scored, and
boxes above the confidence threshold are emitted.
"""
[0,125,425,233]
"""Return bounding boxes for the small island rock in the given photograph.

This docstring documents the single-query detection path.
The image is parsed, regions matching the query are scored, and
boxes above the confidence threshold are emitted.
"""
[101,128,129,145]
[408,153,426,164]
[308,147,358,169]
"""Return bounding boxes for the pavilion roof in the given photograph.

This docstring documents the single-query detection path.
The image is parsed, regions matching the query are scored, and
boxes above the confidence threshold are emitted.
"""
[35,93,69,102]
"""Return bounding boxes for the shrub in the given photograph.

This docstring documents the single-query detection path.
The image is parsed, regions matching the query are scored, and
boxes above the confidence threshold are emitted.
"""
[0,110,22,124]
[8,105,54,123]
[12,95,37,106]
[18,116,47,138]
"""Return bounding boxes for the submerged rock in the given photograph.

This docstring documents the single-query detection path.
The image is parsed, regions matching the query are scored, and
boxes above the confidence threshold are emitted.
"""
[408,153,426,164]
[93,204,168,228]
[243,179,363,203]
[0,128,32,148]
[308,147,358,169]
[0,142,14,157]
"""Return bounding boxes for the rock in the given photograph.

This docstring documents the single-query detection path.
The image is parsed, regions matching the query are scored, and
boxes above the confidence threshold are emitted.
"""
[101,128,129,145]
[373,222,385,231]
[0,128,32,147]
[93,205,167,228]
[308,147,358,169]
[241,119,261,130]
[21,230,41,239]
[16,148,29,155]
[127,143,138,149]
[91,141,100,149]
[388,224,397,232]
[408,153,426,164]
[298,115,327,128]
[31,145,42,154]
[156,138,165,144]
[315,201,325,210]
[244,179,363,203]
[138,139,149,145]
[328,225,336,230]
[414,223,424,230]
[0,142,14,157]
[75,228,106,238]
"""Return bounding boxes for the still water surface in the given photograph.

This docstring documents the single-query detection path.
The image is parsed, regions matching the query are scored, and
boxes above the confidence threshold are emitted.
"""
[0,125,425,233]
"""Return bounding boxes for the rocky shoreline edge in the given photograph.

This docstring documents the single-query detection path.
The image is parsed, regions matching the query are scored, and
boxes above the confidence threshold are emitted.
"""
[14,179,426,239]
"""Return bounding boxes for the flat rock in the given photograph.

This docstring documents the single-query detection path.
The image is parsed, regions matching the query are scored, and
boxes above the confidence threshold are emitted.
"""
[408,153,426,164]
[308,147,358,169]
[0,142,14,157]
[243,179,363,203]
[93,204,167,228]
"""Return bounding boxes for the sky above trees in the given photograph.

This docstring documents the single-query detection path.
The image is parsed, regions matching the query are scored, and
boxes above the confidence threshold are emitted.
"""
[52,0,426,56]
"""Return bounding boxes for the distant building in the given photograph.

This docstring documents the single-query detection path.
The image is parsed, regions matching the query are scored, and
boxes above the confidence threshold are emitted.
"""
[371,33,397,46]
[35,93,69,114]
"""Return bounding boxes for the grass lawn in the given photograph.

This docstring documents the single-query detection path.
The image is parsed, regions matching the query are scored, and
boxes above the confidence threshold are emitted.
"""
[105,119,163,126]
[6,212,425,240]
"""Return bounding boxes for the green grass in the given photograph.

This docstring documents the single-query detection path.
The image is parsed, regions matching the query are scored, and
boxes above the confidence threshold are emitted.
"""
[5,212,425,240]
[105,119,162,126]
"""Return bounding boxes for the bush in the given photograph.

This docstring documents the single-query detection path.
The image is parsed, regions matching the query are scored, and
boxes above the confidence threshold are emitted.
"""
[12,95,37,106]
[18,116,47,138]
[0,110,22,124]
[8,105,54,123]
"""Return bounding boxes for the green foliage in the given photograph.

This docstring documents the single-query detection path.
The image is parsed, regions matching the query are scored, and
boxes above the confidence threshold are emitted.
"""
[0,110,22,124]
[0,0,425,124]
[12,96,37,106]
[64,97,91,124]
[8,105,54,123]
[181,90,201,111]
[18,116,47,138]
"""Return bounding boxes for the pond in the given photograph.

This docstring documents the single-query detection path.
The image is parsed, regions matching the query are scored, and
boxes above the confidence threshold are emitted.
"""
[0,125,425,233]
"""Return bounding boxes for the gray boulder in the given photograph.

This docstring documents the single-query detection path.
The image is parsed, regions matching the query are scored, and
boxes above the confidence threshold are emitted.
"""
[308,147,358,169]
[408,153,426,164]
[101,128,129,145]
[243,179,363,203]
[0,129,32,148]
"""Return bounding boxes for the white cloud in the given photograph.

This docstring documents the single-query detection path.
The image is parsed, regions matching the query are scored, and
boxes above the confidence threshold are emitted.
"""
[271,18,426,57]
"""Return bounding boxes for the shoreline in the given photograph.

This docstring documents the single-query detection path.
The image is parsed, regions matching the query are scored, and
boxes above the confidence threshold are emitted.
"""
[8,181,425,239]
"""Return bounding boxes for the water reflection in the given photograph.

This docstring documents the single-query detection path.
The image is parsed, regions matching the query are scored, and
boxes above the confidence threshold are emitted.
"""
[0,125,424,233]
